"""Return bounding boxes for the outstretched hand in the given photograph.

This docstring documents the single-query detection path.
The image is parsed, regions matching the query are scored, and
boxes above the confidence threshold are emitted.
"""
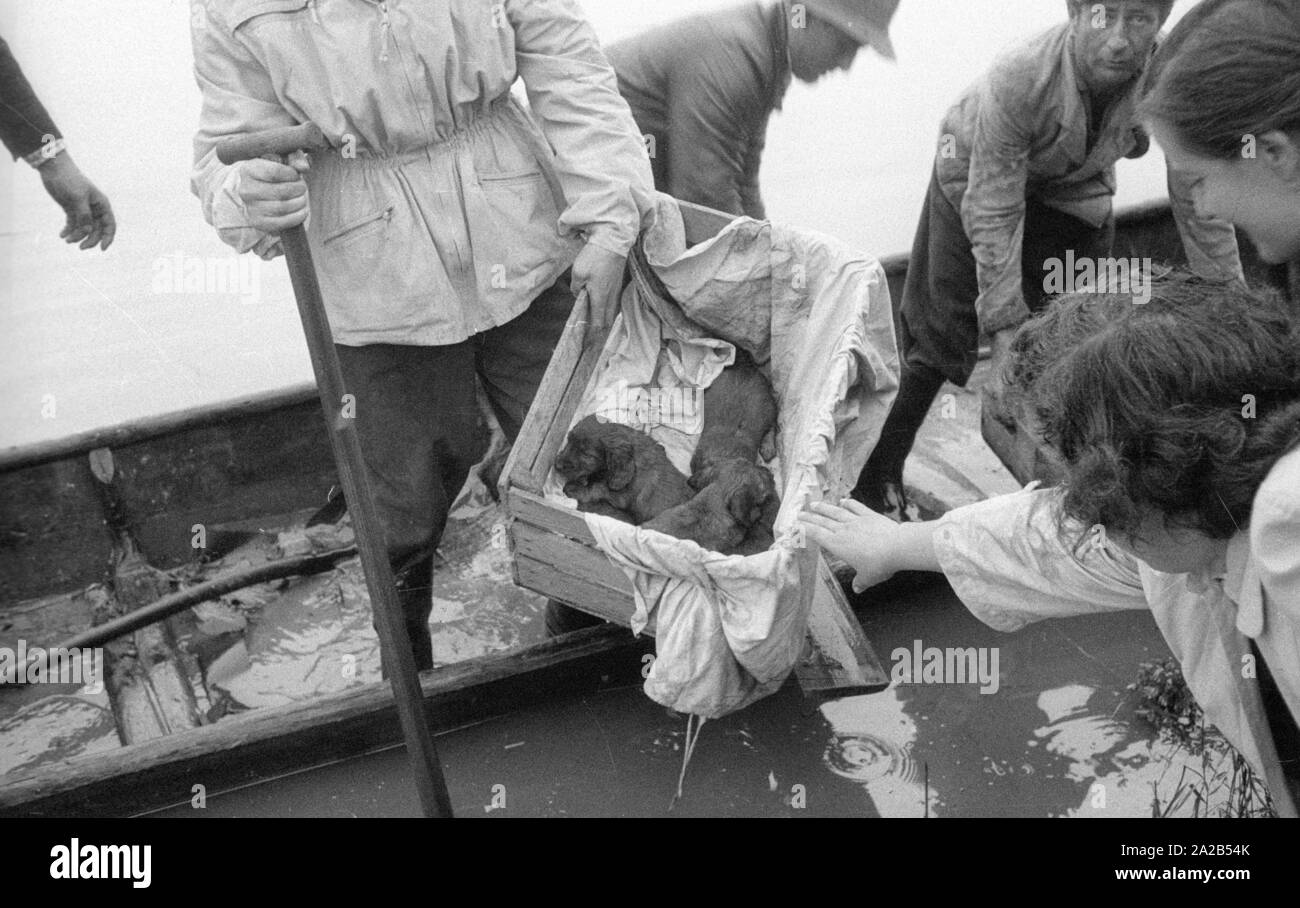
[799,498,904,592]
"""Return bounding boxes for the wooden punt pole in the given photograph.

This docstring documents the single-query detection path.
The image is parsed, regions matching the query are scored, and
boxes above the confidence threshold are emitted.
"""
[217,125,453,818]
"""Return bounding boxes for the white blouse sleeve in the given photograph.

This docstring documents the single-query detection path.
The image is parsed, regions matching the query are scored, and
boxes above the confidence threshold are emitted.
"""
[934,487,1150,632]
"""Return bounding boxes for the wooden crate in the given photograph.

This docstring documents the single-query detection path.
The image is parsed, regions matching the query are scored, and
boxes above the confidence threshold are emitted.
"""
[499,199,888,697]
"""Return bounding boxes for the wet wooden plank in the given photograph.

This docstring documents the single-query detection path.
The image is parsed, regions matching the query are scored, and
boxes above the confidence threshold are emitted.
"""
[502,295,613,497]
[515,557,634,625]
[90,448,203,745]
[506,488,594,542]
[512,526,634,599]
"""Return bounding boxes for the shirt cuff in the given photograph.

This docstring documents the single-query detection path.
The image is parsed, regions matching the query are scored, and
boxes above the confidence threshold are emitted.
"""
[582,226,635,259]
[210,161,303,254]
[24,137,67,169]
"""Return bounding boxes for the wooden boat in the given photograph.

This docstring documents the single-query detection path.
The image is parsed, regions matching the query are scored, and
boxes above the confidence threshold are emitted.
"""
[0,198,1291,818]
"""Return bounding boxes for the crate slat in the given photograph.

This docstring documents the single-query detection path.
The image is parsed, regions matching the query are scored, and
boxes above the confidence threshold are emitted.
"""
[516,556,635,624]
[506,487,596,543]
[512,524,633,596]
[502,300,600,495]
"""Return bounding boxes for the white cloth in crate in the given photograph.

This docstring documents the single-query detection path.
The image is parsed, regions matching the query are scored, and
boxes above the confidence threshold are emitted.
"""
[547,194,899,717]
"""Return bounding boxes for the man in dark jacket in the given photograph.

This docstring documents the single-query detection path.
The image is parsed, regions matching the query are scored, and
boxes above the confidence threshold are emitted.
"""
[1,36,114,250]
[607,0,898,219]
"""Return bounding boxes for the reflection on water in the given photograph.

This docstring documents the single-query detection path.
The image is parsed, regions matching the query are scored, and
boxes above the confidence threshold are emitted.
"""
[820,691,934,817]
[825,576,1260,818]
[0,692,117,777]
[825,733,920,786]
[1033,685,1252,818]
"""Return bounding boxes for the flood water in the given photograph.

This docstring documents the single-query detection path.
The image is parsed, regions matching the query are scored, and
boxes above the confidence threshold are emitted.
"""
[2,467,1258,817]
[143,575,1212,818]
[2,451,1245,818]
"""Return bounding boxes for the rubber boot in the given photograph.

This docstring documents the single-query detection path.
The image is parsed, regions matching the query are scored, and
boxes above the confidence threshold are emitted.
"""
[380,555,436,677]
[852,362,947,520]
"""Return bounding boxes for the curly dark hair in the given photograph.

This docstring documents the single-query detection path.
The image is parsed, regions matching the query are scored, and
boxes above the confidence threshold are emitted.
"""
[1004,271,1300,541]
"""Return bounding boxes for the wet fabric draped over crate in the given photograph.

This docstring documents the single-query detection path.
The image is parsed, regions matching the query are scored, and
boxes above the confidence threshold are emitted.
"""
[547,194,899,717]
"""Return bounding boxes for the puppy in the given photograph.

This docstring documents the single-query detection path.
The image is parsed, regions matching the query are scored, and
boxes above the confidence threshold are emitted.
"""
[695,459,780,554]
[562,478,634,523]
[554,415,693,523]
[690,347,778,483]
[645,459,779,555]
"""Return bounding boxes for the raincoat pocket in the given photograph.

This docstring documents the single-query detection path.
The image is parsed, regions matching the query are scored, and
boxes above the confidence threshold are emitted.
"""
[480,169,545,187]
[475,171,567,286]
[324,206,394,246]
[320,205,394,295]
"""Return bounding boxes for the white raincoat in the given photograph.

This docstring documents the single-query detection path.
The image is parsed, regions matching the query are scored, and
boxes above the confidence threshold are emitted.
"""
[190,0,655,345]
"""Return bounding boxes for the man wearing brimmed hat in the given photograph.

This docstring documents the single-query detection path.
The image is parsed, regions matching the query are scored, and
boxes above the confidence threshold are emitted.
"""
[607,0,898,219]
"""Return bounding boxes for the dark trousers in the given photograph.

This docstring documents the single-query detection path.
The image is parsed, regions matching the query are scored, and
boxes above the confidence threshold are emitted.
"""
[336,277,574,670]
[857,168,1114,493]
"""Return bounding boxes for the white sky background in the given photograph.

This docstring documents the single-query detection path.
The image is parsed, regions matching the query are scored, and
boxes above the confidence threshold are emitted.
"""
[0,1,1192,448]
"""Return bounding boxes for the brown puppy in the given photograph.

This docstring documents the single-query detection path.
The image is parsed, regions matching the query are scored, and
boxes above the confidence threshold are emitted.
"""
[555,415,693,523]
[690,347,778,484]
[645,459,779,555]
[574,495,635,524]
[697,459,780,554]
